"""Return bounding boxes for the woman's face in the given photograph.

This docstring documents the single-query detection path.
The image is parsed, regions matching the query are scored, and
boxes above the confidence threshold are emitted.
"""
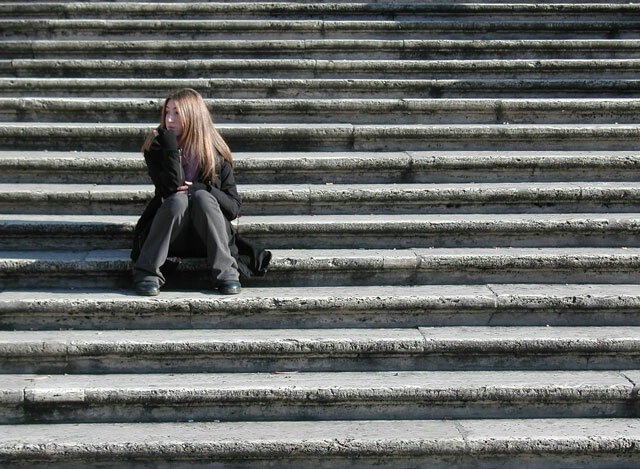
[164,99,183,137]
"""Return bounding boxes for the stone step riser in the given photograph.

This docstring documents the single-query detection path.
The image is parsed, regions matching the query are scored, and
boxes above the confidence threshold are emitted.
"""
[2,152,639,185]
[1,199,637,217]
[5,24,640,41]
[4,3,637,20]
[2,328,639,374]
[4,98,640,125]
[3,388,637,425]
[3,229,639,251]
[3,78,639,99]
[3,20,640,41]
[3,218,640,251]
[5,354,639,375]
[2,124,640,152]
[2,418,640,469]
[3,184,639,216]
[4,349,638,375]
[2,250,640,289]
[2,286,638,331]
[6,40,640,61]
[6,59,640,80]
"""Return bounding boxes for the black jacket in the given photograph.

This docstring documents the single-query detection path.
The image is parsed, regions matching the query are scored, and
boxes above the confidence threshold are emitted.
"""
[131,136,271,278]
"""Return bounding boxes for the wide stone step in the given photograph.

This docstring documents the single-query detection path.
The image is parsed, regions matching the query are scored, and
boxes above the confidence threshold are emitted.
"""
[3,17,640,40]
[1,248,639,289]
[1,182,638,216]
[6,39,640,60]
[1,122,639,152]
[2,326,639,374]
[2,284,639,330]
[4,2,636,21]
[1,418,639,468]
[3,97,640,125]
[3,77,639,99]
[1,370,638,424]
[5,58,640,79]
[2,213,639,251]
[2,151,639,185]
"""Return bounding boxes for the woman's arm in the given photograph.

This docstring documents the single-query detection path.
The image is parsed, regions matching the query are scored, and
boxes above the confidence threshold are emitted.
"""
[211,160,242,220]
[143,128,185,198]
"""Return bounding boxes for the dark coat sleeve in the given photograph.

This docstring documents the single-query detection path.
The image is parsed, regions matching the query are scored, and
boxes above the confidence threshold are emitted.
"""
[144,138,184,199]
[208,160,241,220]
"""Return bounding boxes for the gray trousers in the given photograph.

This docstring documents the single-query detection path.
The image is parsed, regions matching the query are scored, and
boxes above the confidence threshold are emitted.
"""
[133,191,239,286]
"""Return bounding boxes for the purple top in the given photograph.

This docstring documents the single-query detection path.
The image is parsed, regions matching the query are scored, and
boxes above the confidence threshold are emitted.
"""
[182,152,199,183]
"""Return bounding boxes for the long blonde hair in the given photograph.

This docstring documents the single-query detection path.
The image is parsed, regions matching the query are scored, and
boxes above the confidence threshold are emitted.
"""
[143,88,233,181]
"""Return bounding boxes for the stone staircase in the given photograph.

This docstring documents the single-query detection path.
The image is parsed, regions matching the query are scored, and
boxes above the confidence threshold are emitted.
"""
[2,1,640,467]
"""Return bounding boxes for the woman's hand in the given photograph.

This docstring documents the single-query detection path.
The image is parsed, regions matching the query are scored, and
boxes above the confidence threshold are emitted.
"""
[176,181,191,194]
[156,127,178,151]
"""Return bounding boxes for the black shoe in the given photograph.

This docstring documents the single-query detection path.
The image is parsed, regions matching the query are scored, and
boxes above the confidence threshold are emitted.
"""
[218,280,241,295]
[135,279,160,296]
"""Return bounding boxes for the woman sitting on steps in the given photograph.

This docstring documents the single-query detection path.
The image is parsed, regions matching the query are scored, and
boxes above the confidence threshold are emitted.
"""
[130,88,270,296]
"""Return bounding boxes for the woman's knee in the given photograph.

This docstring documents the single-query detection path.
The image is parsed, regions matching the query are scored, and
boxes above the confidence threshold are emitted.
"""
[159,192,189,217]
[191,189,221,213]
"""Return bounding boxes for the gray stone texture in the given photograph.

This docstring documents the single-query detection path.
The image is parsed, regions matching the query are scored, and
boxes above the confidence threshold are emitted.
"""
[2,0,640,467]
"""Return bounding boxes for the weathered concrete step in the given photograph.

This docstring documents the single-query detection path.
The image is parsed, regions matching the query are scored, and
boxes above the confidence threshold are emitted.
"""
[6,39,640,60]
[2,122,640,152]
[2,182,639,216]
[4,2,636,21]
[3,77,639,99]
[1,418,639,468]
[2,326,640,374]
[3,151,639,185]
[1,248,639,289]
[4,97,640,125]
[6,58,640,79]
[2,213,640,251]
[4,18,640,40]
[1,370,639,424]
[2,284,638,330]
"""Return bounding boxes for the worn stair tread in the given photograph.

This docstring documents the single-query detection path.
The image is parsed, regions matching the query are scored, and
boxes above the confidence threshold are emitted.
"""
[4,97,640,125]
[6,17,640,31]
[2,369,637,401]
[2,326,640,374]
[4,121,639,129]
[3,77,640,98]
[4,2,638,19]
[2,283,639,312]
[4,212,640,227]
[3,325,639,352]
[2,212,640,250]
[1,418,639,463]
[1,247,638,289]
[6,39,640,48]
[1,247,639,277]
[3,283,638,331]
[2,121,639,153]
[5,20,640,45]
[2,149,639,172]
[6,39,640,63]
[1,149,639,187]
[2,211,639,244]
[1,246,640,264]
[1,370,638,424]
[6,59,640,81]
[3,181,639,201]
